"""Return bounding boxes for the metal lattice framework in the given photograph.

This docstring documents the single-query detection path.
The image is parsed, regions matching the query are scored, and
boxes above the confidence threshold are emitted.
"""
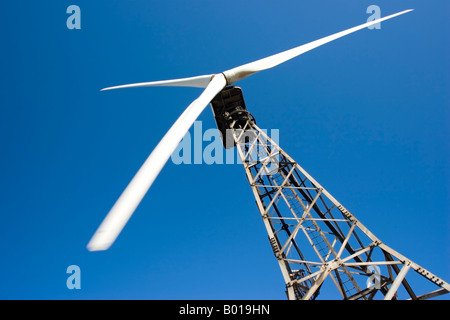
[231,122,449,300]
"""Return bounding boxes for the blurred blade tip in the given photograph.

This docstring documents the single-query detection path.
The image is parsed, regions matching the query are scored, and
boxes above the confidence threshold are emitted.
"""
[87,239,110,252]
[100,85,126,91]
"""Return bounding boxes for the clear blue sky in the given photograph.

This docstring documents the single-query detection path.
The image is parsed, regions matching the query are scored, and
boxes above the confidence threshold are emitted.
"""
[0,1,448,299]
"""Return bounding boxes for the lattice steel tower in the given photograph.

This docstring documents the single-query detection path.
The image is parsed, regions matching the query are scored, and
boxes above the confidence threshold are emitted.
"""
[210,86,449,300]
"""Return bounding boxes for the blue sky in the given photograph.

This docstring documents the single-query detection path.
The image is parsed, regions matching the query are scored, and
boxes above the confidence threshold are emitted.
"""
[0,1,448,299]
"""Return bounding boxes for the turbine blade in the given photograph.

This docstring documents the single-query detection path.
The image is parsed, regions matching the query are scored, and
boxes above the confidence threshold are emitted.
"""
[223,9,413,84]
[87,74,227,251]
[101,74,214,91]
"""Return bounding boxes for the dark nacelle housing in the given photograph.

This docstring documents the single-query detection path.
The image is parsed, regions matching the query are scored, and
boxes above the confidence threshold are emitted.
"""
[210,86,255,149]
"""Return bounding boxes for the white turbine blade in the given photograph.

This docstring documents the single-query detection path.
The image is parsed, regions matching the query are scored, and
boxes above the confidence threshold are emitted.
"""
[223,9,413,84]
[87,74,227,251]
[101,74,214,91]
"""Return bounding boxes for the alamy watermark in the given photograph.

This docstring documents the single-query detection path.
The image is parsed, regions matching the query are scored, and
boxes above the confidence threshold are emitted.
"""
[66,265,81,290]
[366,265,381,289]
[171,121,280,174]
[66,5,81,30]
[367,5,381,29]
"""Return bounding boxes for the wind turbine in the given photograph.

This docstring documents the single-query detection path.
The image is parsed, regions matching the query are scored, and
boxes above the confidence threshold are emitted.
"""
[87,10,413,252]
